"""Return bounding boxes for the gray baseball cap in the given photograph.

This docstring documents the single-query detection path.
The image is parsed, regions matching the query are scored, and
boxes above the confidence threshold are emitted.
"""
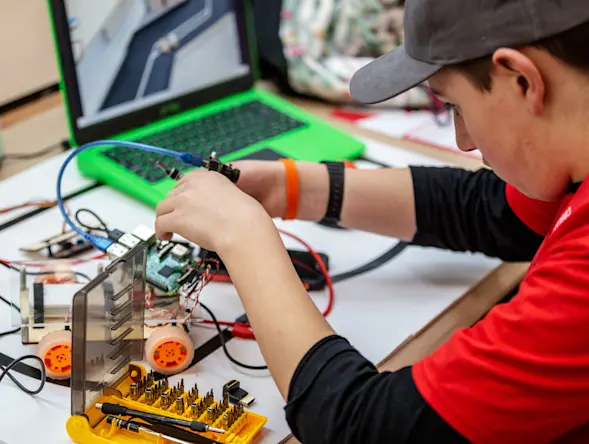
[349,0,589,104]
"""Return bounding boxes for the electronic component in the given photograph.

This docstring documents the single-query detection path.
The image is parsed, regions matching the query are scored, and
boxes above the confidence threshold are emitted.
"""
[131,224,157,245]
[107,229,125,242]
[158,242,175,259]
[156,160,184,181]
[106,243,129,259]
[19,230,94,259]
[171,243,190,260]
[117,232,141,249]
[146,239,197,295]
[177,268,198,285]
[200,247,330,291]
[158,265,176,278]
[223,380,255,407]
[202,152,240,183]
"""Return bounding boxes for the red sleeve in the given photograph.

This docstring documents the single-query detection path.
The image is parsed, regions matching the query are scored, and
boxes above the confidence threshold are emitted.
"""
[412,190,589,443]
[505,184,563,236]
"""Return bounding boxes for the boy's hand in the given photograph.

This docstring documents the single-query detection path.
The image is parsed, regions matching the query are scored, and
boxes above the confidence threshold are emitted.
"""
[155,168,272,253]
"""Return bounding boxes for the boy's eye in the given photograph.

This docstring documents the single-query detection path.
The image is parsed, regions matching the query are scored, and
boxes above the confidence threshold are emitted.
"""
[448,104,462,117]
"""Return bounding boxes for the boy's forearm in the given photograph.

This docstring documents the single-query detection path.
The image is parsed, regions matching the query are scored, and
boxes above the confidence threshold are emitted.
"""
[295,162,417,240]
[221,217,335,399]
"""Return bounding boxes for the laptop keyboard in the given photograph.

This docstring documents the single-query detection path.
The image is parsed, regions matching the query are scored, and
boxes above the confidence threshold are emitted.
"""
[102,100,308,183]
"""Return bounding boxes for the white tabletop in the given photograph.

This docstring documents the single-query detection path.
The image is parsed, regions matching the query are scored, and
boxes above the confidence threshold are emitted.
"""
[0,137,500,443]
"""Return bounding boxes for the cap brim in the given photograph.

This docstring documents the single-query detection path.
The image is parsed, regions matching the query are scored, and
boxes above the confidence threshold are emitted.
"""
[349,45,443,105]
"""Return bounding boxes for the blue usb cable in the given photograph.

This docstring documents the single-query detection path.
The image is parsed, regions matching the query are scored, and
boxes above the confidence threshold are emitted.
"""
[56,140,204,251]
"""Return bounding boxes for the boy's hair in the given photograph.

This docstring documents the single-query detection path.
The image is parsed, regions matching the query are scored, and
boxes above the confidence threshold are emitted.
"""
[452,20,589,91]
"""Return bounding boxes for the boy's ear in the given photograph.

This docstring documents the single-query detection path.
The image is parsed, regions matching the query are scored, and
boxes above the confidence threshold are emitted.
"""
[492,48,545,115]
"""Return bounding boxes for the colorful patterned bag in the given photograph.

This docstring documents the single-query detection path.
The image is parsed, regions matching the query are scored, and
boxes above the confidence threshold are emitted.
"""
[278,0,432,108]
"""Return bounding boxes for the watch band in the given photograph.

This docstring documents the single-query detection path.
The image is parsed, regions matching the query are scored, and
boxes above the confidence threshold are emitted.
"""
[320,161,345,226]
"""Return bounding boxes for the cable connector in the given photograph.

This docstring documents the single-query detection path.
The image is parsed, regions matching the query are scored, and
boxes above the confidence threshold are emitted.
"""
[179,152,204,167]
[106,243,129,259]
[202,152,240,183]
[89,235,114,252]
[223,380,255,406]
[231,322,255,340]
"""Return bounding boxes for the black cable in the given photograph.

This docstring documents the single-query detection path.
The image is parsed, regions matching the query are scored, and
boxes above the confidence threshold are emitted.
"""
[74,208,109,233]
[0,328,19,337]
[0,140,67,161]
[331,241,408,283]
[0,261,91,282]
[0,354,46,395]
[199,302,268,371]
[0,293,20,313]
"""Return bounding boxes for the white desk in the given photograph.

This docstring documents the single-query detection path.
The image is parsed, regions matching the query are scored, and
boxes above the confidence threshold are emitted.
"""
[0,138,501,443]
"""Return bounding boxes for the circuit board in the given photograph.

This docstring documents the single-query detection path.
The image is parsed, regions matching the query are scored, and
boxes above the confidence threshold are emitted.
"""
[146,241,199,295]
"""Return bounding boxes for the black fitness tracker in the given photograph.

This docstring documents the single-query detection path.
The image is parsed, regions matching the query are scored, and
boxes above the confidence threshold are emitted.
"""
[319,161,345,227]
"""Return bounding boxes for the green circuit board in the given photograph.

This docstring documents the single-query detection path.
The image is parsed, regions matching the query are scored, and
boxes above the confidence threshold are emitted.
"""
[146,241,198,295]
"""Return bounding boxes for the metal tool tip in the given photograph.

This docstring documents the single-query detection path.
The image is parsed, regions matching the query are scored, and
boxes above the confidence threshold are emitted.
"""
[208,426,226,434]
[95,403,103,409]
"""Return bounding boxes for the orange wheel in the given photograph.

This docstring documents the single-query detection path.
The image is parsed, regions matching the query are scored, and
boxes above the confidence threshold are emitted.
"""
[144,325,194,375]
[37,330,72,380]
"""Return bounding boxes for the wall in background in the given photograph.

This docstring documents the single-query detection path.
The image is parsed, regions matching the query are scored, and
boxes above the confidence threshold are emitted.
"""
[0,0,59,106]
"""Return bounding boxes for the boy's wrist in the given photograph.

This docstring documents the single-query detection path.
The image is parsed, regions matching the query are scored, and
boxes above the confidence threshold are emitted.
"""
[284,161,330,222]
[218,207,279,261]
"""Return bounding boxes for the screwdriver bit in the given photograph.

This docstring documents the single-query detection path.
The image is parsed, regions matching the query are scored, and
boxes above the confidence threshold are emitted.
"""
[145,388,154,405]
[176,397,184,414]
[129,383,138,401]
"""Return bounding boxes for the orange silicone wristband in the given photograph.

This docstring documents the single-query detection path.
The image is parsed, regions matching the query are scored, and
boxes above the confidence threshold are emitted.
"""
[279,158,299,220]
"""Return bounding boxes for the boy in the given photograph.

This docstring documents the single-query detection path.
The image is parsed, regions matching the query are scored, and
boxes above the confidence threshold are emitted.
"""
[155,0,589,442]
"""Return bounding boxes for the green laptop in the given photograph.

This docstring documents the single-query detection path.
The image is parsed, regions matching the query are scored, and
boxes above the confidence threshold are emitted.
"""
[47,0,365,208]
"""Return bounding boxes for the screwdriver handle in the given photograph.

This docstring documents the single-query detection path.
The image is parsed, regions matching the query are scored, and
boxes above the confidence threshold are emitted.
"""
[101,403,127,416]
[107,416,140,433]
[96,403,218,434]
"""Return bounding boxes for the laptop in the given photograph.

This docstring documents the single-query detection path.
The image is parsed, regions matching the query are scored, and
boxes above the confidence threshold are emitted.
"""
[47,0,365,208]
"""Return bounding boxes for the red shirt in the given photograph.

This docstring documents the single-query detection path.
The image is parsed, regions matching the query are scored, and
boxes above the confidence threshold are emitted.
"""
[413,180,589,443]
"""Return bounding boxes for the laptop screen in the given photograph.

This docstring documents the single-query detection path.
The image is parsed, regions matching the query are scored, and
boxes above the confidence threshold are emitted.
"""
[63,0,251,129]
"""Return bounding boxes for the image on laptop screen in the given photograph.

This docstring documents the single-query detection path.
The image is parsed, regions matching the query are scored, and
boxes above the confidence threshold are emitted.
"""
[64,0,250,128]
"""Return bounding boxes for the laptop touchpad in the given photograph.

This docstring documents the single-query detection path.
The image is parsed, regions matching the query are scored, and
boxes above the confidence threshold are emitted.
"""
[240,148,284,161]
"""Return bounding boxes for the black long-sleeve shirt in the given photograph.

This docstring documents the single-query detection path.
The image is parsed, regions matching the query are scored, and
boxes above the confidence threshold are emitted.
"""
[284,166,572,443]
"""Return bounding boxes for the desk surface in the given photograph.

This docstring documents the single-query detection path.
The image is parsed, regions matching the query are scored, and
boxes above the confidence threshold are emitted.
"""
[0,0,59,106]
[0,91,527,444]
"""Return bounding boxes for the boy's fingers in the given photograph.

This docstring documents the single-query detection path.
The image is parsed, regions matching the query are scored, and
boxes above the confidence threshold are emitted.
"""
[156,194,181,216]
[155,212,178,240]
[157,231,174,241]
[168,181,188,197]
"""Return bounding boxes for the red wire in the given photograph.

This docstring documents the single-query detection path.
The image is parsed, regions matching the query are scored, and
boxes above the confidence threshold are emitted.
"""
[197,228,334,338]
[277,228,334,317]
